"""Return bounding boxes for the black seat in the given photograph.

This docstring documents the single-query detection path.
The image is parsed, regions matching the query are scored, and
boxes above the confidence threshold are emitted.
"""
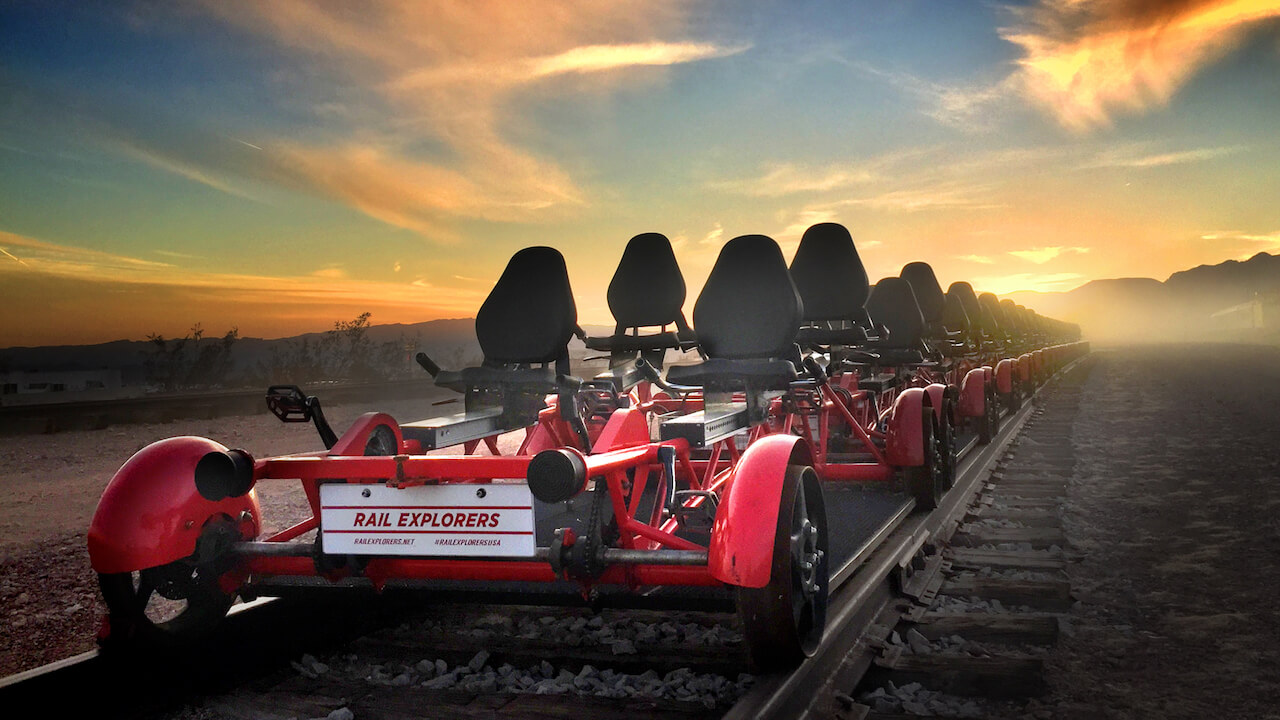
[666,234,801,390]
[978,292,1007,340]
[942,293,972,337]
[789,223,870,347]
[435,246,580,393]
[1000,299,1025,339]
[947,282,989,339]
[865,277,926,355]
[900,262,948,336]
[585,233,693,355]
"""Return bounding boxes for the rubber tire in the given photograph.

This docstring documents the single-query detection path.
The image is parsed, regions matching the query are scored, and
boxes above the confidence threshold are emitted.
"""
[977,384,1001,444]
[737,465,829,671]
[937,399,958,491]
[904,412,943,510]
[98,566,234,649]
[1003,386,1022,413]
[364,423,398,456]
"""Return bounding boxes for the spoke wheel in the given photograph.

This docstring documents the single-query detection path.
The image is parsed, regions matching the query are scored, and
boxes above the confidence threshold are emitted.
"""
[364,423,398,456]
[978,383,1001,444]
[98,562,234,649]
[937,400,958,491]
[1003,385,1022,413]
[904,411,943,510]
[737,465,829,670]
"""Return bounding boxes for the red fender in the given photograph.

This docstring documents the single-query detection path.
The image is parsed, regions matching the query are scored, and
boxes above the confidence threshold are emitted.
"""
[88,437,261,575]
[708,435,813,588]
[329,412,404,455]
[591,407,652,451]
[886,387,931,467]
[958,367,987,418]
[923,382,949,423]
[519,405,580,454]
[1017,354,1033,382]
[995,359,1015,394]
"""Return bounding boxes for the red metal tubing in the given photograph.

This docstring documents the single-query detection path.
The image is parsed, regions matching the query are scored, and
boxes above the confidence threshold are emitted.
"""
[257,455,532,482]
[817,463,896,482]
[264,517,318,543]
[244,555,721,587]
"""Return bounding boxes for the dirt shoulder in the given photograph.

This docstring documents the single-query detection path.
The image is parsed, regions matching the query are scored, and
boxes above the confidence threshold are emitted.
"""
[0,395,456,676]
[1041,344,1280,718]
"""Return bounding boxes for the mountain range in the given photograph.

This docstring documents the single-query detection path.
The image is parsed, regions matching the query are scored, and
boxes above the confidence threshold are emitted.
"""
[4,252,1277,377]
[1009,252,1280,343]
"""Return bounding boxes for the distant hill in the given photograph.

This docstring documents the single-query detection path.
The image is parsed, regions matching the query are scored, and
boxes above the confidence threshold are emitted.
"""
[1009,252,1280,343]
[0,318,484,390]
[0,317,621,395]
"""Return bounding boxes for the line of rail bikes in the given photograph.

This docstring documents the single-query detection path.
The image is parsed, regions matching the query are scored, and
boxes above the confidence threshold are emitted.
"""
[87,223,1088,671]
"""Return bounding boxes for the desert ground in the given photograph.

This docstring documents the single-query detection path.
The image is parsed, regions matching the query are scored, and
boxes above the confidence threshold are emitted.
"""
[2,345,1279,718]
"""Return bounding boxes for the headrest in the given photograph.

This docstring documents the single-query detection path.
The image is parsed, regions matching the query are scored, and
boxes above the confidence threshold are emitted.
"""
[946,282,983,328]
[607,233,686,329]
[977,292,1005,335]
[694,234,802,359]
[789,223,870,321]
[999,299,1023,334]
[942,293,971,334]
[866,276,925,349]
[900,262,946,324]
[475,246,578,364]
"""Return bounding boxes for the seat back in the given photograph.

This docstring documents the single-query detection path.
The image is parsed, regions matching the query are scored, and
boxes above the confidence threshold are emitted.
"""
[866,277,925,349]
[977,292,1006,337]
[942,293,972,335]
[1000,299,1024,337]
[789,223,870,322]
[607,232,687,332]
[694,235,802,359]
[947,282,983,333]
[475,246,578,365]
[900,262,946,326]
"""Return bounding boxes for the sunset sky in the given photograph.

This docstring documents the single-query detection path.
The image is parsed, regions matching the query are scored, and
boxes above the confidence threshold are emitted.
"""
[2,0,1279,347]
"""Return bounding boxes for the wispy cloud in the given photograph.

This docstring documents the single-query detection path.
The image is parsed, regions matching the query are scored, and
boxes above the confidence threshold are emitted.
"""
[396,41,746,88]
[958,254,996,264]
[1080,144,1246,169]
[1001,0,1280,132]
[0,230,487,337]
[709,163,876,197]
[1008,245,1091,264]
[847,61,1013,130]
[1200,228,1280,257]
[833,184,1007,213]
[0,230,172,277]
[970,271,1085,295]
[187,1,742,236]
[99,131,260,201]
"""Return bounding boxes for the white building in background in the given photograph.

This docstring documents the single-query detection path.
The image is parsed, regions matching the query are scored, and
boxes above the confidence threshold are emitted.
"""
[1208,292,1277,340]
[1,368,130,403]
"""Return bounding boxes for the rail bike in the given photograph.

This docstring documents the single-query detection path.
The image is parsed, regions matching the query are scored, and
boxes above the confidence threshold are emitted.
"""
[86,224,1087,671]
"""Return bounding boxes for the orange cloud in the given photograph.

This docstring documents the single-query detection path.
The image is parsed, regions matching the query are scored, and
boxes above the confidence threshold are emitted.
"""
[0,230,488,345]
[190,1,739,236]
[1009,246,1092,264]
[0,230,172,278]
[1003,0,1280,131]
[969,271,1085,295]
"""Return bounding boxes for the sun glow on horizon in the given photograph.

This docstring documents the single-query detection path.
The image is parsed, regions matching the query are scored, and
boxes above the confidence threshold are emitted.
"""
[1,1,1278,347]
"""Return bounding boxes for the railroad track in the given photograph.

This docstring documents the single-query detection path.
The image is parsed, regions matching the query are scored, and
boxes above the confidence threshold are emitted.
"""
[0,359,1090,720]
[849,365,1088,719]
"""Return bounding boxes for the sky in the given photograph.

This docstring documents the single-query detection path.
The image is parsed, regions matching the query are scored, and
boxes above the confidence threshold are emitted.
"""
[2,0,1279,347]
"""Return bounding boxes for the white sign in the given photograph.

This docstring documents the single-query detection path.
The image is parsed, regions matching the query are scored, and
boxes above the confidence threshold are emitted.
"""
[319,483,536,557]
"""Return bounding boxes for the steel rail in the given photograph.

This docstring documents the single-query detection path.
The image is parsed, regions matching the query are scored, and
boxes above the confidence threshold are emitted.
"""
[0,359,1082,719]
[723,361,1081,720]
